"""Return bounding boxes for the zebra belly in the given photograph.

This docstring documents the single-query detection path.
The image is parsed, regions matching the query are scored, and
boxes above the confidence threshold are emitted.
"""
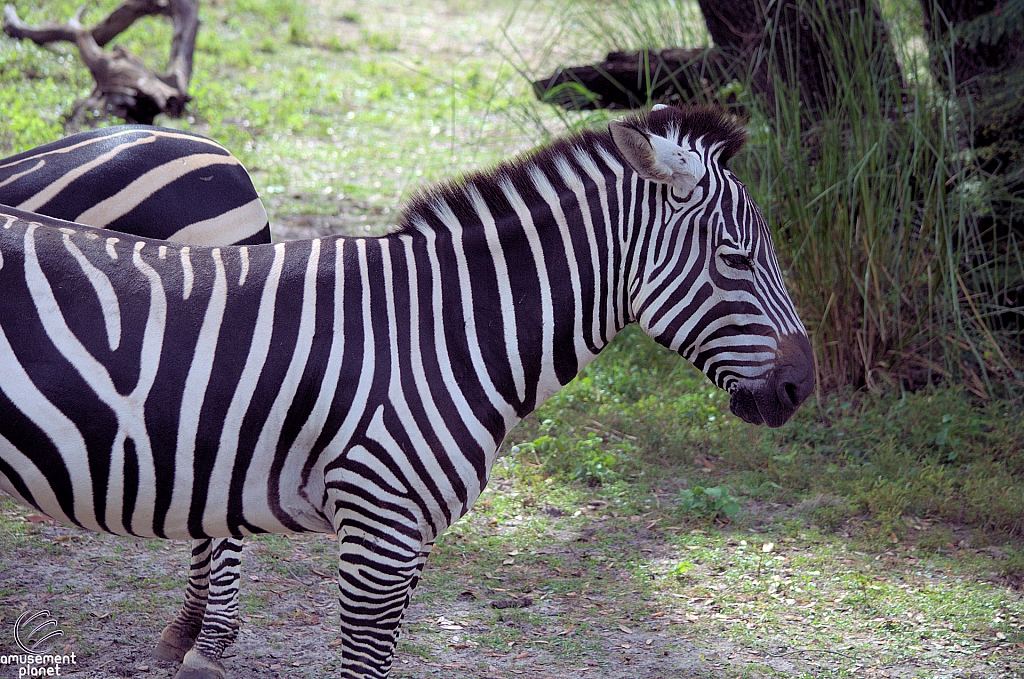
[0,416,333,540]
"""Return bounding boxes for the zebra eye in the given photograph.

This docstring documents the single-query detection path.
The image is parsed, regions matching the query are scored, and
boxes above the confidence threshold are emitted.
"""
[721,253,754,271]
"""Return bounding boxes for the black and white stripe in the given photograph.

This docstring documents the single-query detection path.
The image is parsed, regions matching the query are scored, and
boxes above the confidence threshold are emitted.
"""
[0,106,813,679]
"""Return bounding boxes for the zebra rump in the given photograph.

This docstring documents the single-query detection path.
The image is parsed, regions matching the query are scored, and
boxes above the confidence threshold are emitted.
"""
[0,125,270,678]
[0,125,269,246]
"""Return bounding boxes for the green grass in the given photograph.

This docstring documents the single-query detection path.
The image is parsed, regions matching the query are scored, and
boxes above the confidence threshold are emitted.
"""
[468,323,1023,675]
[503,325,1024,542]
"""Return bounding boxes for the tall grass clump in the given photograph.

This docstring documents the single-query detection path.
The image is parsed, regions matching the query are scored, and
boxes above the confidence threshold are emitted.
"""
[734,1,1023,394]
[565,0,709,53]
[513,0,1024,394]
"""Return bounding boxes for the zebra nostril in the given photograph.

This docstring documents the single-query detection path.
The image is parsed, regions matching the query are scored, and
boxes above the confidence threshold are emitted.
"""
[776,369,813,410]
[774,333,815,412]
[781,381,800,408]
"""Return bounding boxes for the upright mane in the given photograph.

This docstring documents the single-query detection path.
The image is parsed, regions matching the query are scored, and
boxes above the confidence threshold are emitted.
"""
[393,105,747,236]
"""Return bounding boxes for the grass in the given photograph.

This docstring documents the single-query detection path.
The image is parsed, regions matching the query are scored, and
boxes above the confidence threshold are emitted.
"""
[0,0,1023,677]
[509,324,1024,542]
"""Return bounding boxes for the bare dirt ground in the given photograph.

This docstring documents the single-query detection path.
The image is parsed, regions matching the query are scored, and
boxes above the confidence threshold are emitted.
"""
[0,500,761,679]
[3,487,1020,679]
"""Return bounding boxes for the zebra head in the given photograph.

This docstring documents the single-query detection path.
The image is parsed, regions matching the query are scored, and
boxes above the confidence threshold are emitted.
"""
[610,106,814,427]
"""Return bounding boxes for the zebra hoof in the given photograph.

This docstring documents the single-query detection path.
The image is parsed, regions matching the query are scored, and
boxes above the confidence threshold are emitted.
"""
[153,631,194,663]
[174,649,227,679]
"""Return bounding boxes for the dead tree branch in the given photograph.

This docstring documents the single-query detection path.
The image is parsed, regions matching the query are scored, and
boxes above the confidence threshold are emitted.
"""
[2,0,199,125]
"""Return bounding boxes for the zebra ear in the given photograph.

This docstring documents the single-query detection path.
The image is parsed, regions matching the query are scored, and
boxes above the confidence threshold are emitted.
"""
[609,120,706,196]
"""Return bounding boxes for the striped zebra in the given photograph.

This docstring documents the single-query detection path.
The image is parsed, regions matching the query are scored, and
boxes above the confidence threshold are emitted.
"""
[0,125,270,246]
[0,105,814,679]
[0,126,265,677]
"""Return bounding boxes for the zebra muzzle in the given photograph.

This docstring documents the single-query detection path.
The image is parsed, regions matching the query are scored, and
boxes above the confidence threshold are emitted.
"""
[729,334,814,428]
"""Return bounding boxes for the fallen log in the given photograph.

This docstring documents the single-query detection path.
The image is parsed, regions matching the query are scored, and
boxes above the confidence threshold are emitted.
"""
[532,48,738,110]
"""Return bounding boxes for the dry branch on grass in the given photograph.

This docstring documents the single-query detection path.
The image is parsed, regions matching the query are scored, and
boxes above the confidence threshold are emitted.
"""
[2,0,199,125]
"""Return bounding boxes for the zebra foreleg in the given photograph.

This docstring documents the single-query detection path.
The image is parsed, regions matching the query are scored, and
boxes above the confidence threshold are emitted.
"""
[175,538,244,679]
[334,515,434,679]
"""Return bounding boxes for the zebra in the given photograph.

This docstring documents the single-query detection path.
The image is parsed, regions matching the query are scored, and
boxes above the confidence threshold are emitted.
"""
[0,125,266,676]
[0,124,270,246]
[0,105,814,679]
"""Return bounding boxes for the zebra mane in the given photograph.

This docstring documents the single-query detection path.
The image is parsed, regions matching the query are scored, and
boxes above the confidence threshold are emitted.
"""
[393,105,747,236]
[633,104,748,161]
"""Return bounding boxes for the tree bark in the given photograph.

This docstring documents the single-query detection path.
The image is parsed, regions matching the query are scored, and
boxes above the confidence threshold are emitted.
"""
[2,0,199,125]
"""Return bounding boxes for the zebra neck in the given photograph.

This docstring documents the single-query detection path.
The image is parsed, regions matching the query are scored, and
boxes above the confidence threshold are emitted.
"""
[390,183,631,423]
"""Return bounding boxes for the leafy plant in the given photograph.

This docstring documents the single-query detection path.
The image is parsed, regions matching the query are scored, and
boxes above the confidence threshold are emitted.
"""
[930,413,962,462]
[959,0,1024,50]
[677,485,741,519]
[568,434,620,485]
[668,560,694,579]
[512,431,629,486]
